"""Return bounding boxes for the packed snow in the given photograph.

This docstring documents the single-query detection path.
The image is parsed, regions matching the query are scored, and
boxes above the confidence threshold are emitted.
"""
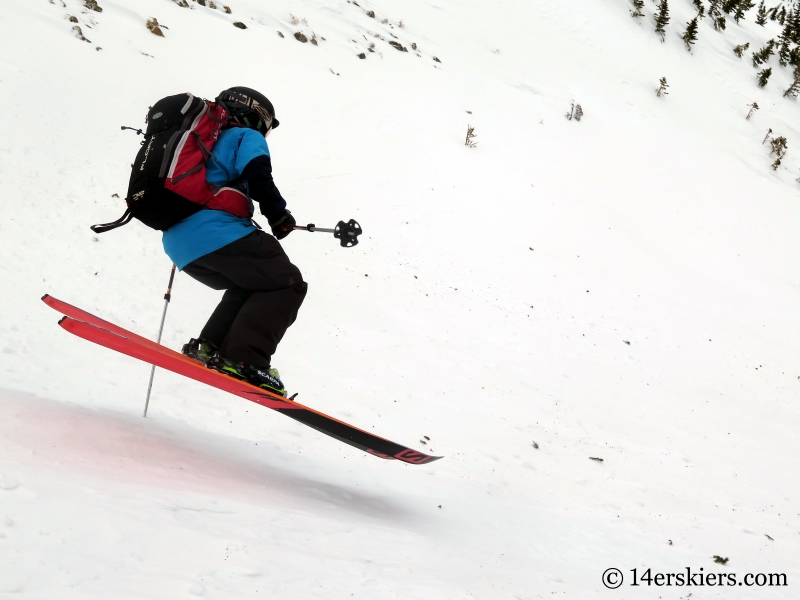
[1,0,799,597]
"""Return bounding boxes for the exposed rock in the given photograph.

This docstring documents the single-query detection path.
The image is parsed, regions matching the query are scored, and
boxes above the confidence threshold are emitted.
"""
[233,21,247,29]
[146,18,165,37]
[388,40,407,52]
[294,32,308,42]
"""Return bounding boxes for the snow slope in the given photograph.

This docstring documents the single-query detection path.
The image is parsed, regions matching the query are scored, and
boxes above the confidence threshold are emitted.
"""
[1,0,799,597]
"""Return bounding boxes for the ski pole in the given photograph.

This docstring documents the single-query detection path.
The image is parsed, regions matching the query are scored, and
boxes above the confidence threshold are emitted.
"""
[143,264,176,418]
[293,218,362,247]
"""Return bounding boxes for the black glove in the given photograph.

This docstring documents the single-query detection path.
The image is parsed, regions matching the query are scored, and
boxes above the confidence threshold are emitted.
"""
[269,209,296,240]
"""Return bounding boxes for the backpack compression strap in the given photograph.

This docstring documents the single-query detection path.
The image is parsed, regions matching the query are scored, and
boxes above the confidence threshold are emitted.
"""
[90,208,133,234]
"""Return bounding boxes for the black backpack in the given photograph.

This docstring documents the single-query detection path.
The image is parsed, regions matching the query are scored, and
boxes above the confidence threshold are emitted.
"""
[92,93,250,234]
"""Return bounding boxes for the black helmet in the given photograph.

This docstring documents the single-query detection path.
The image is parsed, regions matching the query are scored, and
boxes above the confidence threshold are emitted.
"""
[217,86,280,135]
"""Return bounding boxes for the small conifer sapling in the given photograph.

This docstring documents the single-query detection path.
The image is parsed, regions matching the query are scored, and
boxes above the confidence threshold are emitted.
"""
[465,125,478,148]
[769,135,788,170]
[757,67,772,87]
[762,128,773,145]
[656,77,670,96]
[734,42,750,57]
[683,17,699,50]
[746,101,759,119]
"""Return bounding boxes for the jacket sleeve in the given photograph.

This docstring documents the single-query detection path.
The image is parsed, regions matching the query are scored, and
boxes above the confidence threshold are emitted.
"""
[239,154,287,223]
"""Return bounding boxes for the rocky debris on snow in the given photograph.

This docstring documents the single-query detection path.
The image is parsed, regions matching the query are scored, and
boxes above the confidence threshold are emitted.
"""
[765,534,774,540]
[67,15,78,22]
[278,31,284,37]
[623,340,631,345]
[532,441,539,449]
[233,21,247,29]
[389,40,408,52]
[358,52,366,59]
[713,555,729,564]
[173,0,189,7]
[294,32,308,42]
[433,56,441,63]
[84,0,102,13]
[589,457,604,462]
[367,10,375,18]
[72,25,91,43]
[146,18,165,37]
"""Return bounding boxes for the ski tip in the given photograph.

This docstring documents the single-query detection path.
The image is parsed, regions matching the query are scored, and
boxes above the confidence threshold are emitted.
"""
[57,316,68,325]
[41,293,51,301]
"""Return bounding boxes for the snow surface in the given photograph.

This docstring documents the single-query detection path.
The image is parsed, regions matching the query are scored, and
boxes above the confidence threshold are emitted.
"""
[1,0,799,597]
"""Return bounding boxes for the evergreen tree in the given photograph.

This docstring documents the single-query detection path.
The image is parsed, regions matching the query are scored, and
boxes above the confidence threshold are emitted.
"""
[694,0,706,18]
[709,0,727,29]
[734,42,750,57]
[778,26,793,65]
[789,8,800,43]
[778,6,786,25]
[655,0,670,40]
[734,0,756,23]
[784,67,800,98]
[631,0,645,18]
[683,17,700,49]
[756,0,767,25]
[656,77,670,96]
[722,0,738,13]
[757,66,772,86]
[752,39,776,67]
[790,45,800,67]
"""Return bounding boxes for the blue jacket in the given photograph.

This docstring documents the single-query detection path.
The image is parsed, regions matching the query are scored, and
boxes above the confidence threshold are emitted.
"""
[162,127,286,269]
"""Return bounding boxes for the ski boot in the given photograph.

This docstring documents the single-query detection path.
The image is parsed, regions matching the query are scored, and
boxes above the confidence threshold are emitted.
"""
[206,353,287,397]
[181,338,218,364]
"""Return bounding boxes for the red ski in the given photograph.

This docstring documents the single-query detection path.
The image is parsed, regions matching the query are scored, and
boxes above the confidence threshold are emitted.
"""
[43,295,441,465]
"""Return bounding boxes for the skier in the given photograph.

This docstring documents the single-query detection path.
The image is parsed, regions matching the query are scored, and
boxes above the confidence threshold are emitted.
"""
[166,87,307,396]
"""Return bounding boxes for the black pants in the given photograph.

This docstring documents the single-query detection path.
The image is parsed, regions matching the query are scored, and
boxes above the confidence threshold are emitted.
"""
[183,230,307,369]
